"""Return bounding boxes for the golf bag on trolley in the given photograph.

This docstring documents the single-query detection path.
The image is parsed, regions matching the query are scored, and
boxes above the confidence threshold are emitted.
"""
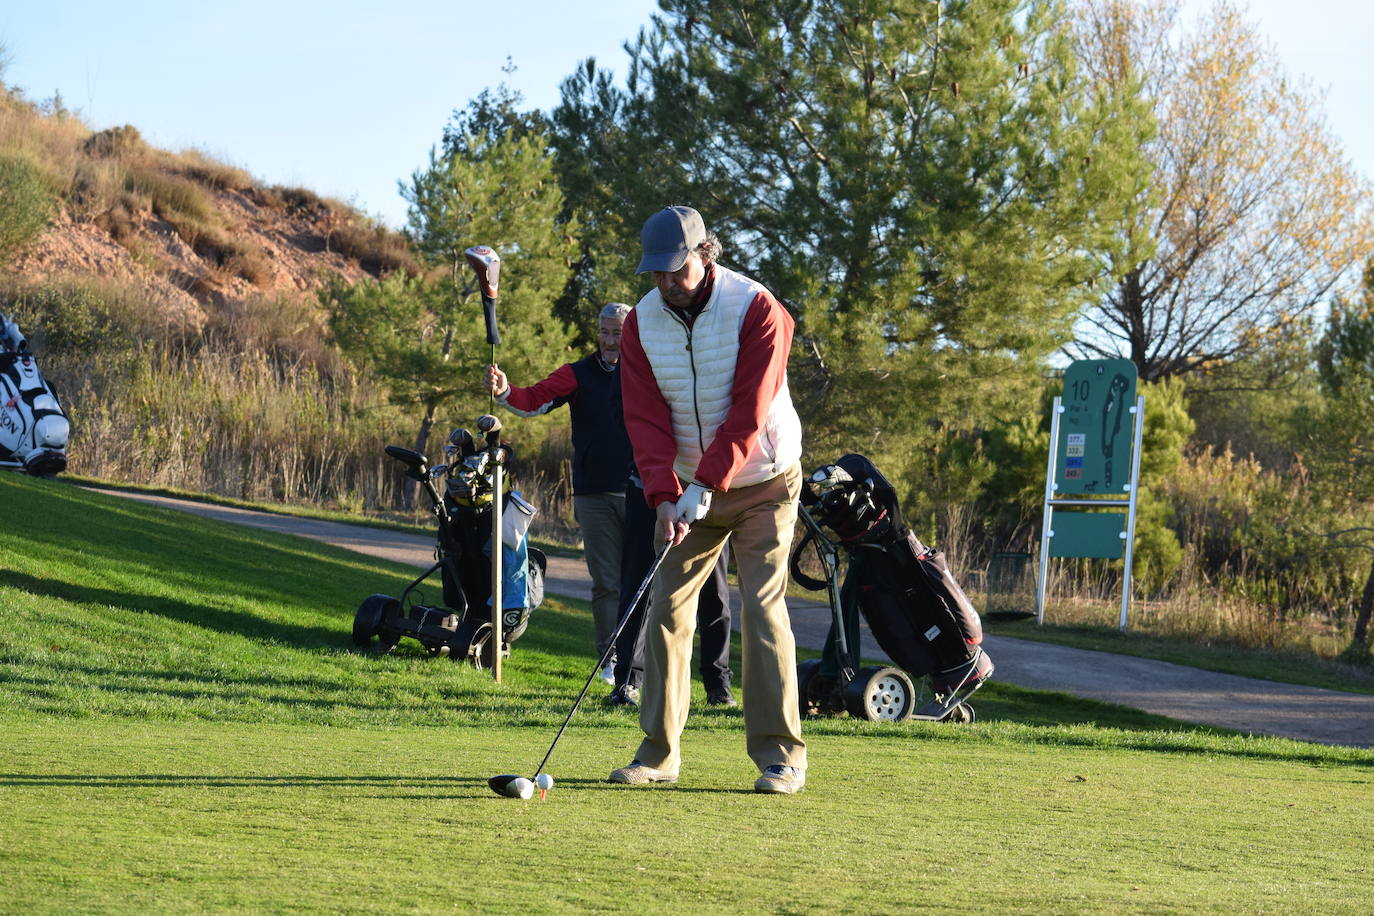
[0,313,70,477]
[790,453,993,722]
[351,420,547,667]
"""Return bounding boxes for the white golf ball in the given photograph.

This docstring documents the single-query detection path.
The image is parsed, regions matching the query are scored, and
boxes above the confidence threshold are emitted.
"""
[512,777,534,799]
[535,773,554,791]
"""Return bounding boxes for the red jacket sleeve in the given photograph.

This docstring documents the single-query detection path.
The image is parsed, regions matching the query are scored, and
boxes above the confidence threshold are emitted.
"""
[693,290,794,491]
[500,363,578,416]
[619,310,683,507]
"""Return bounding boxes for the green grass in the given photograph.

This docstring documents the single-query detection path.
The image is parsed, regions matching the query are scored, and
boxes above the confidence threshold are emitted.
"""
[2,473,1373,913]
[66,473,584,558]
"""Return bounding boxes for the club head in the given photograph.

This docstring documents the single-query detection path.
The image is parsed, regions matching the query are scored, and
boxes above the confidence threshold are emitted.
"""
[488,774,533,799]
[384,445,429,480]
[447,427,476,456]
[476,413,503,447]
[464,246,501,299]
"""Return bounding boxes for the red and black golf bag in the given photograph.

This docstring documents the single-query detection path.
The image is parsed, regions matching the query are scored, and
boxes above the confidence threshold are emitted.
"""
[791,453,992,721]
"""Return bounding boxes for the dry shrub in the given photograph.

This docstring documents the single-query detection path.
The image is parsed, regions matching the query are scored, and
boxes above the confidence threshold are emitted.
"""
[328,218,418,276]
[265,184,327,217]
[82,125,147,159]
[205,294,335,370]
[93,194,141,243]
[173,148,254,192]
[224,246,274,285]
[177,270,219,301]
[67,158,129,221]
[127,166,217,228]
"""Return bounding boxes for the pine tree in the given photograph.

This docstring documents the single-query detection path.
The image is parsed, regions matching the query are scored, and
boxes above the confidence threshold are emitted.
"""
[325,126,578,504]
[551,0,1154,491]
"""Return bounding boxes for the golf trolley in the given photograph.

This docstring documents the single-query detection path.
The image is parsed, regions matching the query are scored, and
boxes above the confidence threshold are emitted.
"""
[351,415,546,668]
[1,313,70,477]
[790,453,994,723]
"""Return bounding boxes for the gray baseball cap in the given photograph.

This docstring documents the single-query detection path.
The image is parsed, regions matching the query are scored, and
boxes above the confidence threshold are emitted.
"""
[636,206,706,274]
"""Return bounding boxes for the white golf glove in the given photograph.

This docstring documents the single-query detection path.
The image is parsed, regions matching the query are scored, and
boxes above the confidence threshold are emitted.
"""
[675,482,713,525]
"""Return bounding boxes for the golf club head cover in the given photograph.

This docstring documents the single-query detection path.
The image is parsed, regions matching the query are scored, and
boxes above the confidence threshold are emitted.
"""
[676,482,713,525]
[483,299,501,346]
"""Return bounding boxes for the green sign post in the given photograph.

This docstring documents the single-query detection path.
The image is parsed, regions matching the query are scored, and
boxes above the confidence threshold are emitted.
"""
[1037,359,1144,630]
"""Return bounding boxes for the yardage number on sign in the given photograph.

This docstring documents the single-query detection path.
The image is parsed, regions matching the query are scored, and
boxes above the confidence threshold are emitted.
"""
[1054,359,1137,495]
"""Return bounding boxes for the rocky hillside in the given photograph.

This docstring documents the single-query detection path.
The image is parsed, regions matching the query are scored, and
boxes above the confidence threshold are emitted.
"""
[2,95,415,328]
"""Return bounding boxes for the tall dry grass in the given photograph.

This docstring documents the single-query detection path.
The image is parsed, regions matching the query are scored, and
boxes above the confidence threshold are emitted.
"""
[8,275,580,540]
[1029,444,1371,660]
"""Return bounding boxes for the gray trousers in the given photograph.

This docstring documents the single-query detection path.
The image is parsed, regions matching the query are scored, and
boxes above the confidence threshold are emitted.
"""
[574,491,626,660]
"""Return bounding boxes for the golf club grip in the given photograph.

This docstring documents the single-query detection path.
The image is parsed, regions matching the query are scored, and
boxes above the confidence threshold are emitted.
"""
[483,297,501,346]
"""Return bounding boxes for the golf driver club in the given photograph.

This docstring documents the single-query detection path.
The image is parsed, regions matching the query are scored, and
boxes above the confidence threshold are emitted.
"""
[464,245,501,410]
[488,538,674,799]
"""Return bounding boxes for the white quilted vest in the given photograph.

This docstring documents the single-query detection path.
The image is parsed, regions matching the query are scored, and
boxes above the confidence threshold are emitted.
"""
[634,265,803,488]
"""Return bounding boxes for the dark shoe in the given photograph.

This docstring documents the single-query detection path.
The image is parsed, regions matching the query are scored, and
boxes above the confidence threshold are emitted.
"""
[706,686,736,707]
[604,684,640,707]
[608,760,678,785]
[754,765,806,794]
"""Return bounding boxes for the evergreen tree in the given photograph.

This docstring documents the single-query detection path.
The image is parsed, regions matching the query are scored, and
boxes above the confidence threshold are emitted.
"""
[1305,264,1374,646]
[551,0,1154,493]
[326,126,578,502]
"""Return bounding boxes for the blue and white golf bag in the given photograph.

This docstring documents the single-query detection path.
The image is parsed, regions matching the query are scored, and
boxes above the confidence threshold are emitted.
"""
[0,313,71,476]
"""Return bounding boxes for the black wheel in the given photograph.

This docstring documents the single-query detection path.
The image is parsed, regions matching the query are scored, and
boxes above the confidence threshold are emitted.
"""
[947,703,975,724]
[353,594,396,647]
[844,667,916,722]
[796,659,822,718]
[469,623,495,669]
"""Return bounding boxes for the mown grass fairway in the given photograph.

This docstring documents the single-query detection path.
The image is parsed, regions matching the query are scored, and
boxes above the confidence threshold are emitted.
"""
[3,474,1372,913]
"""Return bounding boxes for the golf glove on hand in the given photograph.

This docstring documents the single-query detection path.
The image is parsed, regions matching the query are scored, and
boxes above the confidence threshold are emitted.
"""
[676,482,713,525]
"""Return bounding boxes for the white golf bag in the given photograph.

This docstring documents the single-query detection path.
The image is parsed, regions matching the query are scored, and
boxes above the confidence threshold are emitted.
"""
[0,313,71,476]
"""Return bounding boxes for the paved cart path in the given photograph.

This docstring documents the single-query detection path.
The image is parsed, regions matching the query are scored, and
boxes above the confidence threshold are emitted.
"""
[94,488,1374,748]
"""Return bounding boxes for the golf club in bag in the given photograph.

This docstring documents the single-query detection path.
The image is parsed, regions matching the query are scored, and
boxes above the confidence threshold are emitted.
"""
[488,539,673,799]
[0,313,71,477]
[790,453,993,723]
[351,417,546,667]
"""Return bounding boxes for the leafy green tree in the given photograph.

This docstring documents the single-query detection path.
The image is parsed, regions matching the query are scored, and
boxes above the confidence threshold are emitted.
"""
[1067,0,1373,382]
[551,0,1155,491]
[326,126,577,502]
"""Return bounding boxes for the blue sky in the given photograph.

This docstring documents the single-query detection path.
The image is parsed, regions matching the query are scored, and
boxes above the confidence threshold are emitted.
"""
[3,1,1370,230]
[0,0,660,227]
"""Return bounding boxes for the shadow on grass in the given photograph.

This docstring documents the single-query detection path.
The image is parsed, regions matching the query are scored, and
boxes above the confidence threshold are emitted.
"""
[5,570,340,648]
[0,773,758,797]
[0,773,491,790]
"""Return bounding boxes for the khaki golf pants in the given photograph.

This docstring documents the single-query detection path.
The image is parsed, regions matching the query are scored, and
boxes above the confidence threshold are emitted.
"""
[635,463,805,773]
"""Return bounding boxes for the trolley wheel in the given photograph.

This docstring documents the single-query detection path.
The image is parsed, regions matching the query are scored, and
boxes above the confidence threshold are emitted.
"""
[844,666,916,722]
[352,594,396,647]
[947,703,975,724]
[470,623,495,669]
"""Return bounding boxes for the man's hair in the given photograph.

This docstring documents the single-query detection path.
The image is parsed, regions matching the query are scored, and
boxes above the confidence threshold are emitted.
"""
[599,302,632,322]
[695,231,722,266]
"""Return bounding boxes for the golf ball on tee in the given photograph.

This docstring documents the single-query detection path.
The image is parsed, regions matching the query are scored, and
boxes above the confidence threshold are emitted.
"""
[535,773,553,791]
[513,777,534,799]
